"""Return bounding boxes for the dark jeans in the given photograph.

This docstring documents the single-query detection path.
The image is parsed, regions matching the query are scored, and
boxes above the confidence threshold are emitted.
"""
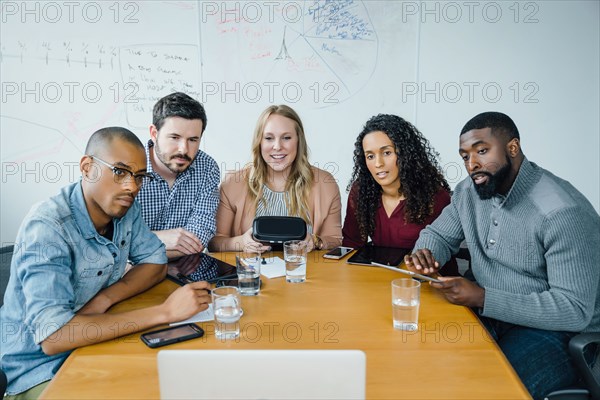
[478,316,580,400]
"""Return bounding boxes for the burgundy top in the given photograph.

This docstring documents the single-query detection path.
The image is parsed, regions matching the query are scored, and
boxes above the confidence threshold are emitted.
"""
[342,184,459,275]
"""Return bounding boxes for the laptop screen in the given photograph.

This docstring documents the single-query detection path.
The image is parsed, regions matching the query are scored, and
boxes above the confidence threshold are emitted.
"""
[158,349,366,399]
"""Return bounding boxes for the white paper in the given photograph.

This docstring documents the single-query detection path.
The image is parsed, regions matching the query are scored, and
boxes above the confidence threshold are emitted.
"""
[170,303,214,326]
[170,304,245,326]
[259,256,287,279]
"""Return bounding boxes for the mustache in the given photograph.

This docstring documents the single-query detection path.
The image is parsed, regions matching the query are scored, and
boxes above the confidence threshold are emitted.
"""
[115,193,135,200]
[171,154,192,162]
[470,171,492,180]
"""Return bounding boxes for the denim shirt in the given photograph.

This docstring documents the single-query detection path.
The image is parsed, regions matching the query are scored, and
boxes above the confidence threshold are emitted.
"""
[0,182,167,394]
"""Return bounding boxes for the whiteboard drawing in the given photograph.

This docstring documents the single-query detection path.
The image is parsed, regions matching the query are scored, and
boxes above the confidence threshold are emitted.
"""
[119,44,202,128]
[202,0,379,107]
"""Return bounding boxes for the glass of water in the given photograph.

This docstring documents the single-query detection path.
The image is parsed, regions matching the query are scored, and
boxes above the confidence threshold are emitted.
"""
[283,240,307,283]
[236,250,261,296]
[212,286,242,339]
[391,278,420,331]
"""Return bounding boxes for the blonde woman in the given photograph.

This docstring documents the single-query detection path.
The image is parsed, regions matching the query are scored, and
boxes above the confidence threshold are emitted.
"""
[208,105,342,252]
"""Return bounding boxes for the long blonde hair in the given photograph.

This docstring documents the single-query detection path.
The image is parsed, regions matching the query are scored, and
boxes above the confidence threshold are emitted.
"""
[247,105,314,223]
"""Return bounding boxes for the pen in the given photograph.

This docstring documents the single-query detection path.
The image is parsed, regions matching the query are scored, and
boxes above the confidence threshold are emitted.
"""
[177,273,215,294]
[177,273,195,284]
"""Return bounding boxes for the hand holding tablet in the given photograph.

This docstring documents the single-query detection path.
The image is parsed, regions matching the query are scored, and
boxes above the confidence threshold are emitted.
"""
[371,262,442,283]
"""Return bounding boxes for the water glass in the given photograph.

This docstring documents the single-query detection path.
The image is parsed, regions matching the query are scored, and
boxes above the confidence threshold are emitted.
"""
[391,278,420,331]
[236,251,261,296]
[212,286,242,339]
[283,240,307,283]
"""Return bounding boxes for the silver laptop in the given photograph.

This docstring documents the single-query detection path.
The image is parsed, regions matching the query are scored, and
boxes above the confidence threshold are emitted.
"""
[157,349,366,400]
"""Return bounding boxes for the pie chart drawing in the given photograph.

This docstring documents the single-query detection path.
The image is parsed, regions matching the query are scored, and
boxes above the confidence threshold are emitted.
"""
[230,0,379,107]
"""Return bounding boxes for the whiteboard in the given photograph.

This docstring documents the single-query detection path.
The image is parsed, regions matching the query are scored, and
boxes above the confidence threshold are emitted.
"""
[0,1,418,244]
[2,1,599,246]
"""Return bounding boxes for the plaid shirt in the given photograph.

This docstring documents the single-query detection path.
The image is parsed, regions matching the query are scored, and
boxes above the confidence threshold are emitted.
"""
[136,140,220,247]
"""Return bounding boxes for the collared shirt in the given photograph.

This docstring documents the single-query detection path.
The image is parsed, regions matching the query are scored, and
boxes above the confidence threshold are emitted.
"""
[415,158,600,332]
[136,141,220,248]
[0,182,167,395]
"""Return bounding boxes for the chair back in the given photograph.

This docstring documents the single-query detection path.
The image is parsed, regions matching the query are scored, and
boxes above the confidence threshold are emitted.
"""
[570,333,600,400]
[0,245,14,307]
[0,369,7,397]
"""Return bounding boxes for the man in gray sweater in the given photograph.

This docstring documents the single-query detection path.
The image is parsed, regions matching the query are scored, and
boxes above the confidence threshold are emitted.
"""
[406,112,600,399]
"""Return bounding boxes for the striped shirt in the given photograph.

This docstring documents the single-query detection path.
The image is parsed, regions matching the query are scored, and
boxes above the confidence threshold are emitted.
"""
[136,140,220,247]
[256,185,313,233]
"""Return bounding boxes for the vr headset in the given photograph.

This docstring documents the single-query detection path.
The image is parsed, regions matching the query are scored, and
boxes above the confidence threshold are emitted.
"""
[252,216,307,248]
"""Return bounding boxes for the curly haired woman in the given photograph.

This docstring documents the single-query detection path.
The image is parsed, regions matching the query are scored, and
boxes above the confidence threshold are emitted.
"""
[342,114,458,275]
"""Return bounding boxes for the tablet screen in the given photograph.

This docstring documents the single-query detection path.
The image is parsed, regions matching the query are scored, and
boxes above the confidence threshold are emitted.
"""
[346,245,410,267]
[166,253,237,285]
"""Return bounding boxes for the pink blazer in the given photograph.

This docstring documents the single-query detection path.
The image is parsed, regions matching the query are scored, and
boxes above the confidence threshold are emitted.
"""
[212,166,342,250]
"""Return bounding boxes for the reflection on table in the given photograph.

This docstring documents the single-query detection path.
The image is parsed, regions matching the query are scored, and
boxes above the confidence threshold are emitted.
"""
[41,251,530,400]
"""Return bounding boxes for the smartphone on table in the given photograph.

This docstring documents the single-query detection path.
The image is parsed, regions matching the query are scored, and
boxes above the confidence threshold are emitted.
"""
[323,246,354,260]
[141,323,204,348]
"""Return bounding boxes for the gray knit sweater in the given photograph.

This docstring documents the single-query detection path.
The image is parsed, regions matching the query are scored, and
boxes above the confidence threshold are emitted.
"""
[415,158,600,332]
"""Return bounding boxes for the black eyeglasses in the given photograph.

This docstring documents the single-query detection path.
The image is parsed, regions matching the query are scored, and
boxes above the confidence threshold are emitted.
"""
[90,156,154,187]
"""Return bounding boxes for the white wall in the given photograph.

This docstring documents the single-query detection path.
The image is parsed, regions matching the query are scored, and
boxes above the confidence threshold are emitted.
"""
[1,1,205,245]
[415,0,600,205]
[1,1,598,245]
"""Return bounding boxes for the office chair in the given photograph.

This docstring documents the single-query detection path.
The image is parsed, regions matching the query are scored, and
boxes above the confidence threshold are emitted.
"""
[0,247,12,398]
[0,368,7,398]
[455,241,473,279]
[0,245,14,307]
[545,333,600,400]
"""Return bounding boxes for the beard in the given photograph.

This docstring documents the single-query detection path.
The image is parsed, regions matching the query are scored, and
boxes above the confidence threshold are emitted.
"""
[472,156,512,200]
[154,142,193,174]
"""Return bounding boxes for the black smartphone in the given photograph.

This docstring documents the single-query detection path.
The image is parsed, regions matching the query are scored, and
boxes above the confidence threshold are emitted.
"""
[140,323,204,348]
[323,246,354,260]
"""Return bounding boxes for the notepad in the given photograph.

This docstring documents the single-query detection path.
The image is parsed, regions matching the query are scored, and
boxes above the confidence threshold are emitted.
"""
[259,256,287,278]
[170,304,244,326]
[170,303,214,326]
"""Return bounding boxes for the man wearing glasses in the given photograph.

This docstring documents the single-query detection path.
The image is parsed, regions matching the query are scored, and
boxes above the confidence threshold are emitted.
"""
[0,127,211,398]
[136,92,220,259]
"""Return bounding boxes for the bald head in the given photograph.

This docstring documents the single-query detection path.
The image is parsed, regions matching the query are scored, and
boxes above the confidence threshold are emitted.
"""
[85,127,144,158]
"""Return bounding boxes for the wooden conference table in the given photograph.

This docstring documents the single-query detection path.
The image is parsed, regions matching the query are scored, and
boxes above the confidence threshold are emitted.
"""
[41,251,530,399]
